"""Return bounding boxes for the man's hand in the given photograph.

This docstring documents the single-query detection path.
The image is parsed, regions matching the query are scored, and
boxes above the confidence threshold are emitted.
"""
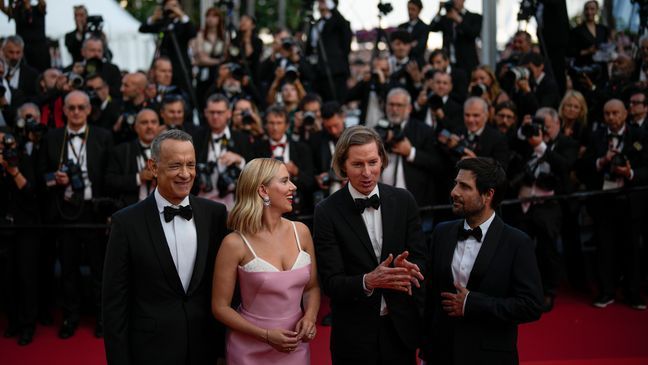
[516,78,532,94]
[528,130,543,148]
[613,160,633,179]
[391,137,413,157]
[406,61,423,83]
[416,90,428,108]
[393,251,424,295]
[462,148,477,159]
[139,168,155,182]
[55,171,70,186]
[219,151,243,167]
[441,283,469,317]
[434,108,446,120]
[365,254,413,294]
[285,161,299,177]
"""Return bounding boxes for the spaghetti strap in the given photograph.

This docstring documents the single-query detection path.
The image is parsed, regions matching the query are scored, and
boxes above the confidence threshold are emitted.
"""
[290,221,302,251]
[238,232,258,258]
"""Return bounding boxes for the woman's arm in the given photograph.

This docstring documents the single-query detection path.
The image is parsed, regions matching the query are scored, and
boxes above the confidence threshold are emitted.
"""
[294,222,320,342]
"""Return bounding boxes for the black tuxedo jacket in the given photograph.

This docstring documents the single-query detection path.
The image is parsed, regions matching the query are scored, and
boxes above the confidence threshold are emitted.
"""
[538,134,579,193]
[578,124,648,190]
[253,138,315,194]
[313,183,426,362]
[64,30,83,63]
[397,18,429,65]
[103,194,227,365]
[447,125,510,171]
[306,9,352,77]
[309,131,335,174]
[412,98,464,135]
[421,216,543,365]
[450,67,469,104]
[429,10,482,73]
[37,126,113,220]
[399,119,443,206]
[17,61,39,100]
[105,140,150,207]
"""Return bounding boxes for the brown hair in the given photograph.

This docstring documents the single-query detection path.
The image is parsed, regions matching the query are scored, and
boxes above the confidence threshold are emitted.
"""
[331,125,388,179]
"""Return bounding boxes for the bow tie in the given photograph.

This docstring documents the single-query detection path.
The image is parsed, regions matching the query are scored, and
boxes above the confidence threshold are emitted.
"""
[354,194,381,214]
[163,205,193,223]
[607,133,622,140]
[271,143,286,151]
[68,132,84,139]
[458,225,483,242]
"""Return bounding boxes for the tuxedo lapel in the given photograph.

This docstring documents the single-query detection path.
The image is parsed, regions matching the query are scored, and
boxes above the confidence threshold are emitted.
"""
[467,215,504,290]
[335,185,378,265]
[442,220,461,288]
[143,195,185,295]
[187,196,208,295]
[379,184,397,262]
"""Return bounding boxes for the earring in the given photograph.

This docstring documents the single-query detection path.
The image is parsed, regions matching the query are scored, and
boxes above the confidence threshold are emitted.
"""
[262,196,271,207]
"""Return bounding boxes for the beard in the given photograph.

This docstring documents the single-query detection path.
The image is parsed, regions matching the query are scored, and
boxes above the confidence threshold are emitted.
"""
[451,197,485,219]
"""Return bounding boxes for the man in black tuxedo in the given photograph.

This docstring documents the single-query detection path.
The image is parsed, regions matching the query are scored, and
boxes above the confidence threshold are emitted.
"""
[86,74,121,131]
[313,125,426,364]
[398,0,429,66]
[305,0,352,101]
[2,35,39,101]
[105,109,161,208]
[381,88,442,208]
[429,49,468,104]
[429,0,482,75]
[413,71,463,135]
[112,72,151,144]
[386,30,421,99]
[515,52,561,113]
[628,90,647,131]
[420,157,543,365]
[579,99,648,310]
[254,105,314,214]
[103,129,227,365]
[71,37,122,100]
[310,101,346,201]
[37,91,113,339]
[192,94,250,210]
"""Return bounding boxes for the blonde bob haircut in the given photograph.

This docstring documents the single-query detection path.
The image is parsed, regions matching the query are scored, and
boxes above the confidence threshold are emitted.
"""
[331,125,389,179]
[228,158,283,235]
[558,90,588,127]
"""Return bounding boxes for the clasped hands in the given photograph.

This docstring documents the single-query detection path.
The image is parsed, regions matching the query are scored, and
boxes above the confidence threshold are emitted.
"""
[365,251,424,295]
[266,316,316,353]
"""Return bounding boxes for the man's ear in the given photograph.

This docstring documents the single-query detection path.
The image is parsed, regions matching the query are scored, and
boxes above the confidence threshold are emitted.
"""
[148,159,158,177]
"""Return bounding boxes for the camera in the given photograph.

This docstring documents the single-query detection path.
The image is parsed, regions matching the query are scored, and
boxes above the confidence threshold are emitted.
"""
[284,64,300,83]
[521,116,545,139]
[217,165,241,198]
[443,0,455,11]
[60,159,85,192]
[610,153,629,174]
[227,62,245,81]
[197,161,217,192]
[16,114,47,137]
[427,92,444,110]
[66,72,85,89]
[517,0,536,21]
[85,88,102,109]
[424,69,437,80]
[377,2,393,16]
[84,57,104,77]
[439,129,472,156]
[470,83,488,97]
[1,133,19,168]
[508,66,530,81]
[86,15,104,37]
[374,119,405,149]
[302,111,317,127]
[241,110,255,125]
[281,38,296,52]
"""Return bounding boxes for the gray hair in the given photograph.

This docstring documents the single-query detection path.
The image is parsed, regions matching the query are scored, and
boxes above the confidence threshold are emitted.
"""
[386,87,412,105]
[2,35,24,49]
[17,102,41,119]
[464,96,489,115]
[535,107,559,123]
[64,90,90,106]
[151,129,193,162]
[82,36,104,51]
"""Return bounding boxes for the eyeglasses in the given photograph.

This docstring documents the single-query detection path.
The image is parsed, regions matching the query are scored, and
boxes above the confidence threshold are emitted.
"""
[66,104,89,111]
[629,100,646,105]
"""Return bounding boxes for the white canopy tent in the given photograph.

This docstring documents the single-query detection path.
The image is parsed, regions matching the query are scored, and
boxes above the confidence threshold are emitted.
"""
[0,0,156,72]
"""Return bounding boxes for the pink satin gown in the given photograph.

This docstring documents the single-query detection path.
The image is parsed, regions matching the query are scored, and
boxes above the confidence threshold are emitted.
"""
[226,221,311,365]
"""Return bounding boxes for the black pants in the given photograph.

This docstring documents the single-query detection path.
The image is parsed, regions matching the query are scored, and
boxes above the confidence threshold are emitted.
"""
[560,200,586,289]
[59,203,106,323]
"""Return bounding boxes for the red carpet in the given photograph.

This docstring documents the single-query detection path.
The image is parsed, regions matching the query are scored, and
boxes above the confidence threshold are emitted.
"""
[1,291,647,365]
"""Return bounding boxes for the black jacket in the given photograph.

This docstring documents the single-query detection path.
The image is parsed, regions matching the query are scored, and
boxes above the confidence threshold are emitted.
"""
[429,10,482,73]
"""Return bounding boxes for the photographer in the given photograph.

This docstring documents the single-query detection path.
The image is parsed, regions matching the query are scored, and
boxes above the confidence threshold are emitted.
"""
[496,31,533,84]
[85,74,120,131]
[113,72,151,144]
[230,97,264,143]
[139,0,197,93]
[259,32,314,99]
[413,71,462,134]
[306,0,352,101]
[34,68,66,129]
[159,94,191,133]
[253,105,315,214]
[105,109,160,207]
[379,88,442,208]
[386,29,422,100]
[397,0,429,66]
[429,49,468,103]
[510,52,561,118]
[579,99,648,310]
[65,37,122,100]
[345,55,389,127]
[230,14,264,82]
[512,108,579,311]
[292,93,322,142]
[64,5,89,63]
[37,91,113,338]
[429,0,482,75]
[0,124,41,345]
[192,94,250,210]
[310,101,345,201]
[568,1,611,71]
[0,0,49,72]
[2,35,39,102]
[206,62,263,108]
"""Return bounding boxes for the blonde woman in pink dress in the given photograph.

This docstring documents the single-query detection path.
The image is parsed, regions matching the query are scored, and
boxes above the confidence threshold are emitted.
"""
[212,158,320,365]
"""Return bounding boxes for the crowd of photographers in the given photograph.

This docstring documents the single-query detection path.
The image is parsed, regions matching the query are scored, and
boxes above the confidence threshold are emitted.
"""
[1,0,648,347]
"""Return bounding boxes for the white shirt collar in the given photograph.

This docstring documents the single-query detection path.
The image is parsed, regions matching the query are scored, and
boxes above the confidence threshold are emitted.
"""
[463,211,496,236]
[66,124,87,135]
[348,182,380,200]
[535,72,546,85]
[212,126,231,140]
[607,125,626,136]
[154,188,190,213]
[271,134,288,145]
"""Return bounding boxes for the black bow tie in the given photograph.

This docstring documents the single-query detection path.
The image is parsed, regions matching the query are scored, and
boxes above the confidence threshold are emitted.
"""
[163,205,193,222]
[68,132,84,139]
[458,225,483,242]
[608,133,622,140]
[354,194,381,213]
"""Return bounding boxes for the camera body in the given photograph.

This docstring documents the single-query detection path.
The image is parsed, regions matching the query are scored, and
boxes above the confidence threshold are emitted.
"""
[427,92,444,110]
[610,153,629,175]
[60,159,85,192]
[302,111,317,127]
[375,119,405,150]
[521,116,546,139]
[227,62,245,81]
[197,161,217,192]
[217,165,242,198]
[470,83,488,97]
[1,133,19,168]
[443,0,455,11]
[241,110,255,126]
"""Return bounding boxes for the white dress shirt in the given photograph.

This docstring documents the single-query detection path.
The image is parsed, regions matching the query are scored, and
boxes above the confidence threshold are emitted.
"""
[349,184,388,316]
[381,121,416,189]
[199,126,245,210]
[452,212,496,289]
[154,189,197,292]
[135,141,152,201]
[270,135,290,162]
